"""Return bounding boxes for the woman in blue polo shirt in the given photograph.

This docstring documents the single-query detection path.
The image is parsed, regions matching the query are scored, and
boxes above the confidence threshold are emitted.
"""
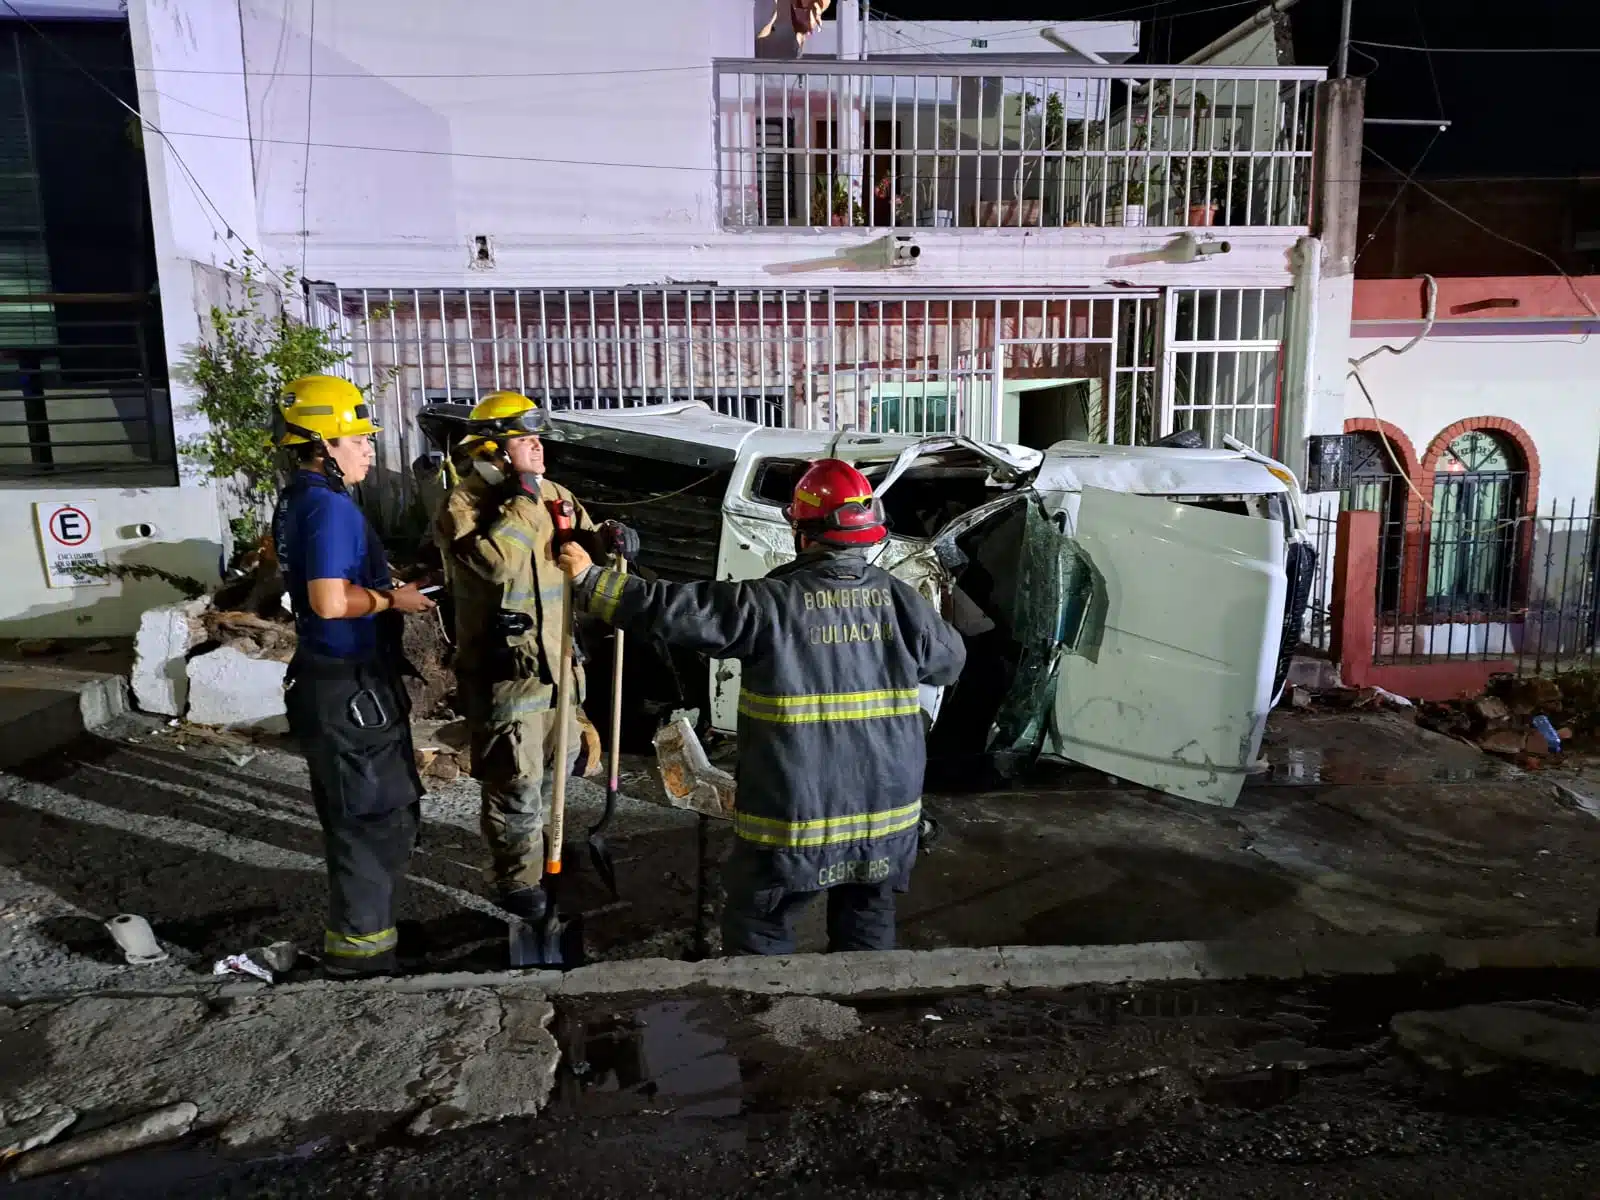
[272,374,435,978]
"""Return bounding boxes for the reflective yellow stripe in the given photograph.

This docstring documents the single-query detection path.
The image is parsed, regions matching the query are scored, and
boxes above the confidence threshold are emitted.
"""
[737,687,921,725]
[324,927,398,959]
[492,693,555,721]
[734,800,922,848]
[591,567,626,622]
[494,522,537,551]
[503,583,566,611]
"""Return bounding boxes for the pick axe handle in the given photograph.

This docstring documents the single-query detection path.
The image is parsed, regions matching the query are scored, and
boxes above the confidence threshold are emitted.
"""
[606,557,628,792]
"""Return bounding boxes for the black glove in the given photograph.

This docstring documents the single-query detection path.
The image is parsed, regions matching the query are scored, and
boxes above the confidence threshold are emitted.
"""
[598,520,640,563]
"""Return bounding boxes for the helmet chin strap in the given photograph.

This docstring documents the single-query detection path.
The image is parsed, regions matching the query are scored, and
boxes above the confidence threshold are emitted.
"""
[317,442,348,492]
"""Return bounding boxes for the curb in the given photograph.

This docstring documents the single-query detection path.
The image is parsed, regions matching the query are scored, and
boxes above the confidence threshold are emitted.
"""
[7,932,1599,1008]
[0,663,128,770]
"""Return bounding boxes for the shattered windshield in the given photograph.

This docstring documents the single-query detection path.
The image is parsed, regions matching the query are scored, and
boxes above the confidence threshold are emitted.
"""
[985,502,1091,776]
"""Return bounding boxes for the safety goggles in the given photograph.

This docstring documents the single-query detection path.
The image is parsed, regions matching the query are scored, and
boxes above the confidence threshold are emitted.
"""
[478,407,557,440]
[785,496,886,532]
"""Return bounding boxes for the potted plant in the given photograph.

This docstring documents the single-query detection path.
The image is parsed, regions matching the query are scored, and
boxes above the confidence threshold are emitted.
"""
[810,174,863,226]
[1113,176,1148,227]
[873,175,912,225]
[914,164,954,227]
[1182,155,1237,227]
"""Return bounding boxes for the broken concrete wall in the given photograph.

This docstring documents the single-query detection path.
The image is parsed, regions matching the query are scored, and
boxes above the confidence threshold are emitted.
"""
[131,599,210,716]
[184,647,289,732]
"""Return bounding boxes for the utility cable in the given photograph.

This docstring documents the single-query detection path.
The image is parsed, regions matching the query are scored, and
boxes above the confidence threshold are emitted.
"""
[300,0,316,280]
[1353,39,1600,54]
[0,0,289,291]
[1365,146,1600,328]
[1353,127,1440,268]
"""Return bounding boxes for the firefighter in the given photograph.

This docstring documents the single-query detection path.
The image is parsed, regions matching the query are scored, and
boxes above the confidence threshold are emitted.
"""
[432,392,636,923]
[557,458,966,955]
[272,374,437,978]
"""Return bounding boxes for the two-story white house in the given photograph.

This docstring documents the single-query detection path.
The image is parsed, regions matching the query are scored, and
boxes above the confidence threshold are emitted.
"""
[4,0,1358,632]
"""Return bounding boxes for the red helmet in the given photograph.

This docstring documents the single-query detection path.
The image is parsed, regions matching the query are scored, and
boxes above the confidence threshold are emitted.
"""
[784,458,887,547]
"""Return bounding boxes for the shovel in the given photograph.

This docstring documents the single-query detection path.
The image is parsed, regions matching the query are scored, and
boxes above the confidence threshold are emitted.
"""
[585,555,626,897]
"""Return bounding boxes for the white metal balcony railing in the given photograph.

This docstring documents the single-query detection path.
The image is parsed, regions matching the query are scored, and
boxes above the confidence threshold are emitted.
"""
[715,61,1325,231]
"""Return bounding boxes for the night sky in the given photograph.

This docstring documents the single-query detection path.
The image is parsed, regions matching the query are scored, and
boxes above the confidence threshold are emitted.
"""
[871,0,1594,180]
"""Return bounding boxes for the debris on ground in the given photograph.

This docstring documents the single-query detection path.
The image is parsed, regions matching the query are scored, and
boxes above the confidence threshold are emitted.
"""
[1291,685,1418,715]
[202,610,298,664]
[104,913,168,966]
[132,534,461,733]
[755,997,863,1049]
[185,646,290,733]
[0,1106,76,1162]
[1552,781,1600,821]
[1413,671,1598,766]
[213,941,298,984]
[11,1101,199,1180]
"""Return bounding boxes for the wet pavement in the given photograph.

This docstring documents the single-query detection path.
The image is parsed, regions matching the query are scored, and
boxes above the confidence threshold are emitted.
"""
[2,709,1598,996]
[12,967,1600,1197]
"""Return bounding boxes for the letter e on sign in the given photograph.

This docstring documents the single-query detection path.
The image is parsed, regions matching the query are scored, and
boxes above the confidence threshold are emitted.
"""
[34,500,110,589]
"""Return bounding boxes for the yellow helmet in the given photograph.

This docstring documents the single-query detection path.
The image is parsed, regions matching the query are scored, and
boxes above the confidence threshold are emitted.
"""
[463,391,555,457]
[275,375,381,446]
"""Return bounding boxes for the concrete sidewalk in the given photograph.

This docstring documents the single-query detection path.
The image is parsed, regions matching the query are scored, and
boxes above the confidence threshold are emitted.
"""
[4,929,1599,1174]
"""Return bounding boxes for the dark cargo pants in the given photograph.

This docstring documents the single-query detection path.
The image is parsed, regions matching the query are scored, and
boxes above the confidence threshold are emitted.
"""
[286,655,422,976]
[461,676,580,899]
[720,845,898,956]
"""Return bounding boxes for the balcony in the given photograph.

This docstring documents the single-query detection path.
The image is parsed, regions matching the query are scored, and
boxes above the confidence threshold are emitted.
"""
[715,61,1324,231]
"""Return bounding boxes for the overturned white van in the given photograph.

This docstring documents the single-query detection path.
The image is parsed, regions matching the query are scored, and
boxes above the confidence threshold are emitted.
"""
[417,401,1315,809]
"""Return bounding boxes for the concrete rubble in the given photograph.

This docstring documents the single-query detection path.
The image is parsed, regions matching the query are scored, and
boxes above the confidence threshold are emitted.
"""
[184,646,290,733]
[11,1101,198,1180]
[0,982,560,1164]
[130,598,208,717]
[1414,672,1598,767]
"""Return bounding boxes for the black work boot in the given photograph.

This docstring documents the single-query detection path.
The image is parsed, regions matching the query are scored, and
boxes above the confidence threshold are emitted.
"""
[499,886,549,924]
[322,953,397,981]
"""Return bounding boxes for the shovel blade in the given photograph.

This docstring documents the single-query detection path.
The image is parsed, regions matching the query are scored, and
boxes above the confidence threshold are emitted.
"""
[586,834,618,898]
[507,910,586,969]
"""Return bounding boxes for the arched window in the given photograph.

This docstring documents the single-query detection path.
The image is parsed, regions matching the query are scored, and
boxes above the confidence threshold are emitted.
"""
[1426,431,1526,612]
[1345,431,1408,613]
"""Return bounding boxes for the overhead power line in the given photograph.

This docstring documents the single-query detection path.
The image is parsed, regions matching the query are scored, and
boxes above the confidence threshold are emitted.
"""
[0,0,280,285]
[1354,39,1600,54]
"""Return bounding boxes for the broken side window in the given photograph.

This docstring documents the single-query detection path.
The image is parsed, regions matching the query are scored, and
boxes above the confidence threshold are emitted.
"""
[985,499,1091,777]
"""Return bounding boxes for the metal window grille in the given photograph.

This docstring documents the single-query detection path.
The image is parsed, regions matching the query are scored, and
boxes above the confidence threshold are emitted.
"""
[0,293,170,479]
[1372,499,1597,675]
[307,285,1283,528]
[1425,433,1526,612]
[715,61,1323,230]
[1162,286,1286,453]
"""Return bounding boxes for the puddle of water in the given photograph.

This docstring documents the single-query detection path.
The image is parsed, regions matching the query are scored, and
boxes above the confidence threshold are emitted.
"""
[560,999,743,1119]
[1268,746,1497,785]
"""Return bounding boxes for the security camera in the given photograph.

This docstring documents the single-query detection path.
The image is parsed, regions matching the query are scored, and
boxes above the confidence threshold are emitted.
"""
[839,233,922,271]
